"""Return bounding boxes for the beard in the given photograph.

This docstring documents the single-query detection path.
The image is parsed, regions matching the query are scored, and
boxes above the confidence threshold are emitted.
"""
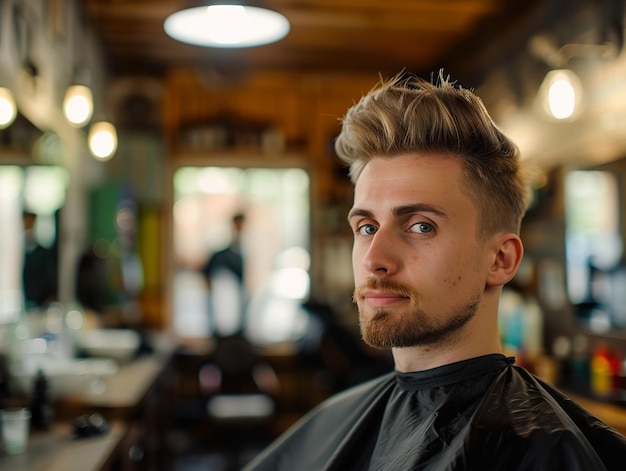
[353,277,480,349]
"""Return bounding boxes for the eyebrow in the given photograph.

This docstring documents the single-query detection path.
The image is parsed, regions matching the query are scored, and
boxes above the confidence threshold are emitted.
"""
[348,203,448,221]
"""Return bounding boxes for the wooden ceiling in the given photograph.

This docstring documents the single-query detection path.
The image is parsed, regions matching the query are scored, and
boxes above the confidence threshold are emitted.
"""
[78,0,546,83]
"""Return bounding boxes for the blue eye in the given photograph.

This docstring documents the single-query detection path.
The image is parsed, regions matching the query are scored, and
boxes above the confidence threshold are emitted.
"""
[358,224,377,235]
[411,222,434,234]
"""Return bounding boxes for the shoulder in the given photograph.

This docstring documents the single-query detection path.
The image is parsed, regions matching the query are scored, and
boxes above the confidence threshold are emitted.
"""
[242,372,396,471]
[306,371,396,417]
[472,365,626,470]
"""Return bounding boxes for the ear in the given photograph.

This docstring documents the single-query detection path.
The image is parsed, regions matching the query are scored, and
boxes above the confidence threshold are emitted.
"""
[486,233,524,288]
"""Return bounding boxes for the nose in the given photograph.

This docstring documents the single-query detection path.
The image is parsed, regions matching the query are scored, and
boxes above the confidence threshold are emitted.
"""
[361,229,400,275]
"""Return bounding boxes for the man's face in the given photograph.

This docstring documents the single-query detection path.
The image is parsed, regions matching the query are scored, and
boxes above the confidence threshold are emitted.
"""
[348,154,492,349]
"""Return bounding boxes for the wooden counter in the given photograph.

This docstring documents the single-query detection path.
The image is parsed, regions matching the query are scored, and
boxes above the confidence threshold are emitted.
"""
[567,392,626,436]
[0,423,125,471]
[1,333,177,471]
[57,354,170,418]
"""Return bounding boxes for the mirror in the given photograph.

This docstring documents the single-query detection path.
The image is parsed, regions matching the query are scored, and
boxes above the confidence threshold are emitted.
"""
[0,114,68,323]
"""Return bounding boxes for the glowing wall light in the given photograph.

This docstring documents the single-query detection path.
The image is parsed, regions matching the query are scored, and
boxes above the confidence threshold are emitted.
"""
[88,121,117,161]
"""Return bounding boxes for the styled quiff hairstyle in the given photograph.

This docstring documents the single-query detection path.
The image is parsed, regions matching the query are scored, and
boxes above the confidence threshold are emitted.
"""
[334,72,528,237]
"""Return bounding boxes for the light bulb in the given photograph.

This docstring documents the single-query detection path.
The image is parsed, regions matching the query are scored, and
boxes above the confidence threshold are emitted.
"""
[88,121,117,160]
[539,69,583,121]
[63,85,93,127]
[548,79,576,119]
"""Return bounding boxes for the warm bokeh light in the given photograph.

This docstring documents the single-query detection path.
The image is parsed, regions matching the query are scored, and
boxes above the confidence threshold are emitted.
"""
[63,85,94,127]
[88,121,118,160]
[539,69,583,120]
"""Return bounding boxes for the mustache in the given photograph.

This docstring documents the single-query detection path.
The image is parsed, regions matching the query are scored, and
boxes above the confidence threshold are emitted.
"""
[353,278,418,304]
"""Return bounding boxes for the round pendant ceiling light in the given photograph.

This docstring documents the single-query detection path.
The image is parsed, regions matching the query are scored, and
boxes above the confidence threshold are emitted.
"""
[164,5,290,48]
[63,84,94,127]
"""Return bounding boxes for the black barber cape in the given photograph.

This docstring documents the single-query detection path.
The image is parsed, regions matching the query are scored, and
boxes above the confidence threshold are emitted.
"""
[244,354,626,471]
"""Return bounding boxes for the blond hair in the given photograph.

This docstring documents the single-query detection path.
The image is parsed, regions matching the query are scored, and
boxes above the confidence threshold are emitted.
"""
[334,72,528,236]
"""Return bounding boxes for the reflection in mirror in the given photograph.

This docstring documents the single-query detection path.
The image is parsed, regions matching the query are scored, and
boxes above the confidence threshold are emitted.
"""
[0,165,68,323]
[0,110,69,323]
[172,166,311,344]
[565,169,624,333]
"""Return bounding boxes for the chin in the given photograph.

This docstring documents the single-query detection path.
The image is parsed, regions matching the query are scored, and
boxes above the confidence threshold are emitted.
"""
[360,311,404,348]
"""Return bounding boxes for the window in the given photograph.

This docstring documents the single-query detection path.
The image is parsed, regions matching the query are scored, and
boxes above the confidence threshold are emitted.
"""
[172,166,311,342]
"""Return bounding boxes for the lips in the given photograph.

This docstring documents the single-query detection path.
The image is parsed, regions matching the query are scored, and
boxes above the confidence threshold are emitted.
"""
[353,278,416,306]
[360,290,409,307]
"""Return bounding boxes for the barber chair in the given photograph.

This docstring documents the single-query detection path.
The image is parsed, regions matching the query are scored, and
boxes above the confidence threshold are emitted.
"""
[199,334,279,470]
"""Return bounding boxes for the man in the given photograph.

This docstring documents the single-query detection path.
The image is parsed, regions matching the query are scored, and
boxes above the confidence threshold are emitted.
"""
[202,212,246,336]
[243,72,626,470]
[22,211,58,308]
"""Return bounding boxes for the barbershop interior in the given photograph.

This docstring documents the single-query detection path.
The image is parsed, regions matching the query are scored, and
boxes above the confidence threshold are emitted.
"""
[1,0,626,469]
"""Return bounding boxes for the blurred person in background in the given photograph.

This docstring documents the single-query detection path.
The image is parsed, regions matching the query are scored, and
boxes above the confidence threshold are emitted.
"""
[22,211,57,308]
[202,212,246,337]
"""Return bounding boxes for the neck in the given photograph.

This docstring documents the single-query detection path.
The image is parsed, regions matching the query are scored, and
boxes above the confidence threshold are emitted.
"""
[391,339,502,373]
